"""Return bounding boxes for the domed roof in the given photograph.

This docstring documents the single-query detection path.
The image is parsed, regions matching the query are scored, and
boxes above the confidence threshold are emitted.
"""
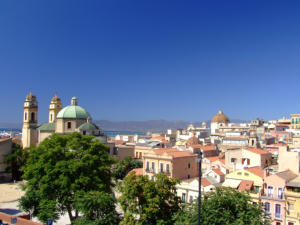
[57,97,91,119]
[187,136,200,145]
[51,94,61,102]
[78,122,99,130]
[211,110,230,123]
[25,92,37,101]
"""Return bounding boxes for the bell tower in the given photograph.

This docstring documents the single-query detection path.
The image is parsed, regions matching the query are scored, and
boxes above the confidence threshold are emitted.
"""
[22,92,38,148]
[49,94,62,123]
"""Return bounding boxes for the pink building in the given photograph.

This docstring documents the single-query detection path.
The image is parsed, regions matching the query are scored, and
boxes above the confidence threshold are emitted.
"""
[261,170,297,225]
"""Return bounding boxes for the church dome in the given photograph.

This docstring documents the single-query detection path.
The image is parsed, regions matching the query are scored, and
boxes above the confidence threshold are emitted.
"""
[25,92,37,101]
[57,97,91,119]
[211,110,230,123]
[78,122,99,130]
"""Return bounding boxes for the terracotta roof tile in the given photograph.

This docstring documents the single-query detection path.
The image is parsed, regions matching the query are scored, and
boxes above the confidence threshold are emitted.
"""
[206,156,219,162]
[212,168,224,176]
[238,180,253,191]
[245,166,265,178]
[245,147,271,155]
[153,149,197,158]
[128,168,143,176]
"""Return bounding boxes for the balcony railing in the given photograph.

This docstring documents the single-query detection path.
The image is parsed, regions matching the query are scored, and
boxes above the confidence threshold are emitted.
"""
[261,193,284,200]
[275,213,281,220]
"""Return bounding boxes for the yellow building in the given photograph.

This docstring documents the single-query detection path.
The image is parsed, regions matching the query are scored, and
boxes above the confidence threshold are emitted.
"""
[22,92,105,148]
[143,148,198,180]
[223,166,265,202]
[291,114,300,130]
[285,176,300,225]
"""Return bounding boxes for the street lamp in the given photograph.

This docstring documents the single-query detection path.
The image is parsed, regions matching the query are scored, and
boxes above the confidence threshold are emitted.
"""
[195,151,203,225]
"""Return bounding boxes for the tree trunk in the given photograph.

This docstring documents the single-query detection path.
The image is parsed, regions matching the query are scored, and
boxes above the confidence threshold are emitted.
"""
[67,206,74,224]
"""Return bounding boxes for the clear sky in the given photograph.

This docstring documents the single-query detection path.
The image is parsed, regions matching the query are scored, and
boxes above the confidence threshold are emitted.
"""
[1,1,300,123]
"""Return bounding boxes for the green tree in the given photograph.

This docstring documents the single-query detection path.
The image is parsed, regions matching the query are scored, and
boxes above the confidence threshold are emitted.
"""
[174,187,270,225]
[118,173,181,225]
[5,143,29,180]
[19,133,115,224]
[74,191,120,225]
[112,156,142,180]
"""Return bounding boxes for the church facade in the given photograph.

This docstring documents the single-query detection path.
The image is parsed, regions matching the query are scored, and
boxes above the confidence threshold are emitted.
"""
[22,92,104,148]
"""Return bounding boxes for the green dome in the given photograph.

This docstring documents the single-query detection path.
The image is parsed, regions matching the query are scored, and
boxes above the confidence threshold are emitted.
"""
[78,122,99,130]
[57,105,91,119]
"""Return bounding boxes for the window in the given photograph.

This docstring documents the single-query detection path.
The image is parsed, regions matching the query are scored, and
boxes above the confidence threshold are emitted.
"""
[288,222,295,225]
[264,202,270,214]
[151,162,155,171]
[67,122,72,129]
[189,196,193,203]
[237,172,242,175]
[255,186,260,193]
[278,188,283,199]
[166,164,170,173]
[188,174,190,179]
[50,114,53,122]
[182,193,186,203]
[188,163,191,168]
[83,131,86,135]
[113,147,118,155]
[275,204,281,219]
[231,158,236,163]
[146,161,150,170]
[288,203,294,212]
[24,112,27,121]
[160,163,164,172]
[244,172,249,176]
[276,223,281,225]
[31,112,35,121]
[267,186,274,197]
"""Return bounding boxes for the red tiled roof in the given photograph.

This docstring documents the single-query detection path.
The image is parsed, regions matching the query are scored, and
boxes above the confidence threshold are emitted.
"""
[212,168,224,176]
[191,144,216,151]
[245,147,271,155]
[238,180,253,191]
[152,136,165,140]
[128,168,143,176]
[202,177,212,187]
[115,140,126,145]
[153,149,197,158]
[206,156,219,162]
[245,166,265,178]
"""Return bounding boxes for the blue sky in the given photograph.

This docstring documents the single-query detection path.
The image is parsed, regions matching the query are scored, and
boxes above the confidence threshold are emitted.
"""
[1,1,300,123]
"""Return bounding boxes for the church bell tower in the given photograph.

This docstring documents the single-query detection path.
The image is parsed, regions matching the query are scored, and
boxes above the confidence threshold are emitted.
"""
[49,94,62,123]
[22,92,38,148]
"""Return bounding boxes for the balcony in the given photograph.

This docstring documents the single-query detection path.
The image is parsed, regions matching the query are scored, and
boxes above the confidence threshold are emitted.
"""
[274,213,282,220]
[145,168,156,173]
[260,193,284,201]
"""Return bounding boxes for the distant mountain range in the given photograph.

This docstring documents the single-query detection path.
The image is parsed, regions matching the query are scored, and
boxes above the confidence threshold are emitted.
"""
[94,119,249,132]
[0,119,249,132]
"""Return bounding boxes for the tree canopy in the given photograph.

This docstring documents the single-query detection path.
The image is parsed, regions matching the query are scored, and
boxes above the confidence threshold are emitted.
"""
[112,156,142,180]
[19,133,115,224]
[118,173,181,225]
[174,187,270,225]
[5,143,29,181]
[74,191,120,225]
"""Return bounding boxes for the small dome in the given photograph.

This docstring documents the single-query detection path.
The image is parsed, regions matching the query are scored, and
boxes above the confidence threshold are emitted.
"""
[51,94,61,102]
[57,97,90,119]
[187,136,200,145]
[78,122,99,131]
[25,92,36,101]
[211,110,230,123]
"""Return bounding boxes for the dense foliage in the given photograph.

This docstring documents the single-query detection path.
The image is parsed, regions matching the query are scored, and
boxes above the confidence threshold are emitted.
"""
[19,133,115,224]
[74,191,120,225]
[118,173,181,225]
[5,143,29,180]
[112,156,143,180]
[174,187,270,225]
